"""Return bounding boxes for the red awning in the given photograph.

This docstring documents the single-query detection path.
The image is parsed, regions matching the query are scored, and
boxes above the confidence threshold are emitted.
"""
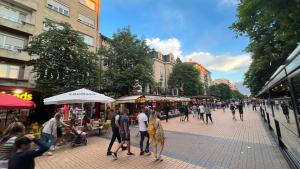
[0,93,36,109]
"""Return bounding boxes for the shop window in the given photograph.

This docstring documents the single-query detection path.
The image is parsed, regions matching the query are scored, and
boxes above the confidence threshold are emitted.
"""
[47,0,69,16]
[79,0,96,10]
[291,73,300,122]
[0,33,24,52]
[0,64,20,79]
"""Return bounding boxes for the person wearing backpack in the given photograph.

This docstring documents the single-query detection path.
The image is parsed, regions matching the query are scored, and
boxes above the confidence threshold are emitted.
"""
[148,110,165,161]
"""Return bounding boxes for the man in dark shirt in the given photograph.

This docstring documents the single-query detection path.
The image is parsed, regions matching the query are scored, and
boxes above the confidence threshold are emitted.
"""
[8,134,49,169]
[112,109,134,159]
[164,104,171,122]
[107,109,126,155]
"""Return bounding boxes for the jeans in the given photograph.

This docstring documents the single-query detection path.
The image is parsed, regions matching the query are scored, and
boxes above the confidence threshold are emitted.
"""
[42,132,55,148]
[206,114,213,123]
[140,131,150,152]
[107,130,122,152]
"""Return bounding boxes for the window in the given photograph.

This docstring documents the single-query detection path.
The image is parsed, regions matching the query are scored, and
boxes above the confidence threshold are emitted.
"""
[82,35,94,46]
[0,4,28,23]
[47,0,69,16]
[80,0,96,10]
[0,64,20,79]
[43,21,64,31]
[0,33,24,51]
[78,14,95,28]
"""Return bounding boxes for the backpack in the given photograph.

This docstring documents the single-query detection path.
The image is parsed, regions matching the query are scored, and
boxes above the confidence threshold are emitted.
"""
[147,122,155,135]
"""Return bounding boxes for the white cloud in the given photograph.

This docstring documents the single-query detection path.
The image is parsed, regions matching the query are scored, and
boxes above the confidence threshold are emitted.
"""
[146,38,182,58]
[218,0,239,6]
[185,52,251,72]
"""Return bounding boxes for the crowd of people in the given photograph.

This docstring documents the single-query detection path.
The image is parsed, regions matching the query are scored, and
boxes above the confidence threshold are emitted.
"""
[106,106,165,161]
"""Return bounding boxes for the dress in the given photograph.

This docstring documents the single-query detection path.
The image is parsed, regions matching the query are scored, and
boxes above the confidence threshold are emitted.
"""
[149,119,165,145]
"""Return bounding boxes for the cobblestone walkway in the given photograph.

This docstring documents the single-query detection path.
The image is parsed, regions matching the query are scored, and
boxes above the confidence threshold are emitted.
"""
[36,107,290,169]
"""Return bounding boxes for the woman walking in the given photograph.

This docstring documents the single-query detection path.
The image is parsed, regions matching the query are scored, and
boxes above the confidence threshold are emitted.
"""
[148,110,165,161]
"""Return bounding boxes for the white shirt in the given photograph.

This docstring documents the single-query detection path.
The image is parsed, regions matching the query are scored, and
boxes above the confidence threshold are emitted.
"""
[42,118,57,136]
[137,112,148,132]
[198,105,205,113]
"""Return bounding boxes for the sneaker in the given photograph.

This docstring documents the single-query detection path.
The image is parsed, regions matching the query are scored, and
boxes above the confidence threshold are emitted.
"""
[140,151,144,156]
[127,152,134,156]
[112,152,118,160]
[107,151,112,156]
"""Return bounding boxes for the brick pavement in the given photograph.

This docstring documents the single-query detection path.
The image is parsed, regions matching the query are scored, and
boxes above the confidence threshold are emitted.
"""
[36,107,290,169]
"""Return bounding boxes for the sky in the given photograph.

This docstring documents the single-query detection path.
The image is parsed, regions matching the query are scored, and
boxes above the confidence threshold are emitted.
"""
[100,0,251,95]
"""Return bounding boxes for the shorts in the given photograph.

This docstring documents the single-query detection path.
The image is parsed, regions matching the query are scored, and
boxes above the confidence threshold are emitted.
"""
[120,132,130,142]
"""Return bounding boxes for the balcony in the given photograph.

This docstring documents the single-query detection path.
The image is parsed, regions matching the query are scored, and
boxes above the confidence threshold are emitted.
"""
[2,0,37,11]
[0,16,35,35]
[0,47,31,62]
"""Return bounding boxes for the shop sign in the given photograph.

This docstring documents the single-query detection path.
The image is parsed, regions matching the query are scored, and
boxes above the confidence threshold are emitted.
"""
[0,91,33,101]
[136,97,145,103]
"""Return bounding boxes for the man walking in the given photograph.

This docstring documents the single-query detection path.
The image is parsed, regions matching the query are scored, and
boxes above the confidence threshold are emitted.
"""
[183,104,189,122]
[198,103,205,121]
[179,104,185,122]
[107,109,126,155]
[205,104,213,124]
[164,104,170,123]
[137,108,150,155]
[230,103,236,120]
[238,102,244,121]
[112,109,134,159]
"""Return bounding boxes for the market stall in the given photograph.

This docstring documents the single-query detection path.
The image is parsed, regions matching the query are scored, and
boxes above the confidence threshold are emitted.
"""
[44,88,115,124]
[0,93,36,130]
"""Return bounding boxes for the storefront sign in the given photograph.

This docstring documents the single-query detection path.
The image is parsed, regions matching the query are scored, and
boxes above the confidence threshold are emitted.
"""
[0,91,33,101]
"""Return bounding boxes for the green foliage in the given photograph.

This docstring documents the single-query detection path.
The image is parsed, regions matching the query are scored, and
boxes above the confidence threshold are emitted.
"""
[208,84,232,100]
[231,0,300,95]
[99,27,153,97]
[26,21,100,96]
[169,63,203,96]
[231,90,245,100]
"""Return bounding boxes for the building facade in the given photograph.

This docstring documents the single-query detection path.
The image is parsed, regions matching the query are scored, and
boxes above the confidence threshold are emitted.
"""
[185,59,212,95]
[149,51,176,95]
[213,78,238,91]
[0,0,100,91]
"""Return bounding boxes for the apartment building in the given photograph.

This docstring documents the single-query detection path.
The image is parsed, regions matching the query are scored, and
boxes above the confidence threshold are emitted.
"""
[186,59,212,95]
[149,51,176,95]
[0,0,100,95]
[213,78,238,91]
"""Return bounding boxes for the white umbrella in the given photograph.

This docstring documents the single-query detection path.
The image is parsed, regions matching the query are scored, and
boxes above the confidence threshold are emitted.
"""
[44,88,115,105]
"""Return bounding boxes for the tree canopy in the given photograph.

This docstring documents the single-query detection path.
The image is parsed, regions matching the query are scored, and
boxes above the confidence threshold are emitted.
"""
[231,0,300,95]
[27,21,100,96]
[208,84,232,100]
[99,27,153,97]
[169,63,203,96]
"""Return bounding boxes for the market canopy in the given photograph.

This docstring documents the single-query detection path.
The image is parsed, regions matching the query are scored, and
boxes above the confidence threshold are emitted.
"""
[116,95,191,104]
[43,88,115,105]
[0,93,36,109]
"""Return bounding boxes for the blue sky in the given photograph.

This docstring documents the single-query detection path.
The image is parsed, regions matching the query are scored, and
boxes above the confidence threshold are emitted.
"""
[100,0,251,94]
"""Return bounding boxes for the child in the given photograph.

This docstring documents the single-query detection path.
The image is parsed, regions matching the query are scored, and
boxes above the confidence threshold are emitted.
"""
[8,134,49,169]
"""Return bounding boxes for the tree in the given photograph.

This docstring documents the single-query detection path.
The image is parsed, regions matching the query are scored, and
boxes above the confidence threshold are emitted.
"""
[231,0,300,95]
[169,63,203,96]
[208,84,232,100]
[26,21,100,96]
[99,27,153,97]
[231,90,245,100]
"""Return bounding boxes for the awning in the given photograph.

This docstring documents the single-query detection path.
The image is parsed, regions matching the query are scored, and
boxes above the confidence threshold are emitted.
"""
[44,88,115,105]
[0,93,36,109]
[116,95,143,104]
